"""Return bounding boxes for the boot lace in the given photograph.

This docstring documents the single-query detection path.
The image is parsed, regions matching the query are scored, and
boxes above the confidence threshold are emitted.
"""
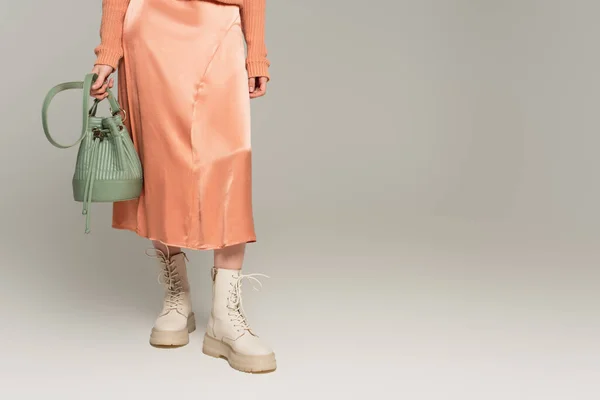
[146,249,186,312]
[160,262,185,311]
[226,272,269,333]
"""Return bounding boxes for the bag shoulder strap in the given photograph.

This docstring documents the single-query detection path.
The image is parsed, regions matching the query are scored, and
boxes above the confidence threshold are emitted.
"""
[41,73,121,149]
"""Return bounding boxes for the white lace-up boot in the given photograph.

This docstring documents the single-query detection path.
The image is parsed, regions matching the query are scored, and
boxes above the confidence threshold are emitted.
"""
[202,267,276,373]
[149,250,195,347]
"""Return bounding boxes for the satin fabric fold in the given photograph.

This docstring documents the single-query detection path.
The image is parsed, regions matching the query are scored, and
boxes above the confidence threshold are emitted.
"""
[112,0,256,249]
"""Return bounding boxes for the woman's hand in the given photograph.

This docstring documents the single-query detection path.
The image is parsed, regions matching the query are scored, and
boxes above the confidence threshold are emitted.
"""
[249,77,268,99]
[90,64,115,100]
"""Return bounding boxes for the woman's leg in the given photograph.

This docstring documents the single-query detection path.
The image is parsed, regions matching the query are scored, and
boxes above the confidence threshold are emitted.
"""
[213,243,246,270]
[204,242,276,373]
[149,240,195,347]
[152,240,181,257]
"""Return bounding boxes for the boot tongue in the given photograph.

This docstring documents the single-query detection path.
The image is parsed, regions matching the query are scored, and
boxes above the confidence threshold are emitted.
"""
[164,262,181,292]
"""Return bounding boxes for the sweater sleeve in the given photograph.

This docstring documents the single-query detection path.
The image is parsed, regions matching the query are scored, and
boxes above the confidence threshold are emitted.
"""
[94,0,130,70]
[240,0,270,80]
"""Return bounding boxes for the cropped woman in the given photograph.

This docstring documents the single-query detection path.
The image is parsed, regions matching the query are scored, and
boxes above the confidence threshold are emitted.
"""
[90,0,274,373]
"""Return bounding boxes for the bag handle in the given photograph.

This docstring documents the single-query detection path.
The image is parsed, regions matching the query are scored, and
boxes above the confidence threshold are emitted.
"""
[41,73,122,149]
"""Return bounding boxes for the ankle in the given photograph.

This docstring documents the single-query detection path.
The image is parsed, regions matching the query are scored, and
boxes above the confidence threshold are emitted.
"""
[152,241,181,258]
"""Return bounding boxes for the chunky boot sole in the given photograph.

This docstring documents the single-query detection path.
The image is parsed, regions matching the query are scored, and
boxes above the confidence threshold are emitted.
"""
[202,333,277,373]
[149,313,196,347]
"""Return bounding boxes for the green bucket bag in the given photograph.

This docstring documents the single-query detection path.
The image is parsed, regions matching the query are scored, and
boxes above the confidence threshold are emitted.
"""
[42,73,143,233]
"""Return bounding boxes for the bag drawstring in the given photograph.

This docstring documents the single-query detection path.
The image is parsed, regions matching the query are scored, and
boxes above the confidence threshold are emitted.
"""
[81,133,103,234]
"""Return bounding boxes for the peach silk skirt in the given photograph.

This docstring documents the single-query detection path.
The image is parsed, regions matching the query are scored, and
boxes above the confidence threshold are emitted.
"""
[113,0,256,250]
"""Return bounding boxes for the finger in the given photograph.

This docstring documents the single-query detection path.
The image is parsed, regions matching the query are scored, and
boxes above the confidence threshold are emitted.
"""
[95,81,109,96]
[258,78,267,94]
[250,87,265,98]
[91,71,109,89]
[91,77,102,90]
[91,90,104,99]
[248,77,256,93]
[92,81,110,97]
[90,68,99,95]
[259,77,268,90]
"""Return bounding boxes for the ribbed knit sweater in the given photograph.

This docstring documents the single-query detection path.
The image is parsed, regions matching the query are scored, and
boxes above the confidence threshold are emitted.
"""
[94,0,269,79]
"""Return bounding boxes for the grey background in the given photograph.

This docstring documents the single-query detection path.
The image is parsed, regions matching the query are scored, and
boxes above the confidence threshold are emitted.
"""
[1,0,599,398]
